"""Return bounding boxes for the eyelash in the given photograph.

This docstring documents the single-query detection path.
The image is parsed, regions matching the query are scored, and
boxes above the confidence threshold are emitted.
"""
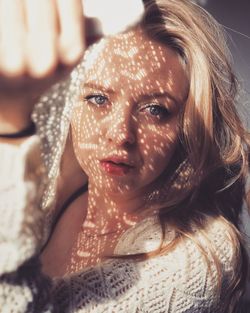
[140,103,171,120]
[84,93,171,121]
[85,94,109,106]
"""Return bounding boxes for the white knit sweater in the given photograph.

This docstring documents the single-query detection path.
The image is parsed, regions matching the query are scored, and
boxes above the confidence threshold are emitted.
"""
[0,136,237,313]
[0,70,238,312]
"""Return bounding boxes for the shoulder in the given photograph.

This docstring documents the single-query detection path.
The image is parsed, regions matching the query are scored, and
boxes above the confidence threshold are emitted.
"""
[133,216,237,283]
[116,215,236,266]
[53,217,238,312]
[194,216,237,268]
[115,216,237,310]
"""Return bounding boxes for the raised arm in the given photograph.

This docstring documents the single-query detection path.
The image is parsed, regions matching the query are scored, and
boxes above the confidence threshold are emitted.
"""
[0,0,84,138]
[0,1,84,312]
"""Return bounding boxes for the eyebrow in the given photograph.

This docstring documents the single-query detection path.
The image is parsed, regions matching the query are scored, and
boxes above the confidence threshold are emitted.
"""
[139,92,180,106]
[83,82,115,94]
[83,82,181,106]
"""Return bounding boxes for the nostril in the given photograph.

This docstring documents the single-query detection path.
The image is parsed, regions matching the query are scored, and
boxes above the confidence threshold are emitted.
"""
[107,128,136,146]
[119,132,136,145]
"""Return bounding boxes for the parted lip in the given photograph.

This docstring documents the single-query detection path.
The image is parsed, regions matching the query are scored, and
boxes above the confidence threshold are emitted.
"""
[100,156,136,167]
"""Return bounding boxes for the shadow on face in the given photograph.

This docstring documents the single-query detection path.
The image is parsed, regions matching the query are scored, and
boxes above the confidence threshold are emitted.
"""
[71,28,188,198]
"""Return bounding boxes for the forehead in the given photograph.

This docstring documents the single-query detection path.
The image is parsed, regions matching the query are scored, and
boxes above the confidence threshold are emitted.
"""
[83,28,188,102]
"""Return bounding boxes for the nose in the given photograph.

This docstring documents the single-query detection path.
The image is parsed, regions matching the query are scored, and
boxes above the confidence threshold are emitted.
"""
[106,106,136,146]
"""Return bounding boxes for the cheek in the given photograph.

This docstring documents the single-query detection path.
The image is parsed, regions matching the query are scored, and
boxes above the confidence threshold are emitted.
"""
[71,107,102,171]
[72,106,101,141]
[139,122,179,175]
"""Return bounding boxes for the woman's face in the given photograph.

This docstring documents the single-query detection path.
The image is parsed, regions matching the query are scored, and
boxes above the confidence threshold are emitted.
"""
[71,29,188,196]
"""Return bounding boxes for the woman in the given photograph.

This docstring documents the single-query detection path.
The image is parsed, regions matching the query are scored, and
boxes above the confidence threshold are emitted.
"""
[0,0,249,312]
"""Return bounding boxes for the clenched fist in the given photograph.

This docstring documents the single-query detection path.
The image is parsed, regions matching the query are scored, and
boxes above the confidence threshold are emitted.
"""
[0,0,85,133]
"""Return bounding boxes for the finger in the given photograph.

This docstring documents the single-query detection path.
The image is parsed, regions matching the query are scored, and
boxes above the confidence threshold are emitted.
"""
[56,0,85,65]
[0,0,26,77]
[24,0,58,78]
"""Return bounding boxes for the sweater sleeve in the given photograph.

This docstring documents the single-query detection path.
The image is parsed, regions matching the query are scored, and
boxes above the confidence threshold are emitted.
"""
[0,137,55,313]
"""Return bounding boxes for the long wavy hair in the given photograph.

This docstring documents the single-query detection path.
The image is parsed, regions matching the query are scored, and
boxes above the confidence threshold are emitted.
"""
[130,0,250,311]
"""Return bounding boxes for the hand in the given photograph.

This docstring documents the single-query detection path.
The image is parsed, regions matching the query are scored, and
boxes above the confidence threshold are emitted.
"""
[0,0,85,133]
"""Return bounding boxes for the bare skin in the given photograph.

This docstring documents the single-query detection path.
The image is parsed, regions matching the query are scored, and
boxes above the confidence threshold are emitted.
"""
[0,1,87,226]
[41,28,188,277]
[0,0,84,137]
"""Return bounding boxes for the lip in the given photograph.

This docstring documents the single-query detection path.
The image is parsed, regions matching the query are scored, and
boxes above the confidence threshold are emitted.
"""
[100,156,135,176]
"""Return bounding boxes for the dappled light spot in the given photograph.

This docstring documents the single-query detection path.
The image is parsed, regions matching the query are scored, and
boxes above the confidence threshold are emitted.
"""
[67,28,188,273]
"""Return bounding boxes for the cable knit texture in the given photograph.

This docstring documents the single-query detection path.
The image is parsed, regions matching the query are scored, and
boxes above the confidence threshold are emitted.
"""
[0,59,239,312]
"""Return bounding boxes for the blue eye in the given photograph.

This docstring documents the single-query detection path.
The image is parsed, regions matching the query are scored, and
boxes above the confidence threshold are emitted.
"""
[144,104,170,120]
[85,94,108,106]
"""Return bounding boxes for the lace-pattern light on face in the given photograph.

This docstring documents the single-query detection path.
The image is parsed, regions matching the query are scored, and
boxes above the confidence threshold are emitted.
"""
[65,29,189,273]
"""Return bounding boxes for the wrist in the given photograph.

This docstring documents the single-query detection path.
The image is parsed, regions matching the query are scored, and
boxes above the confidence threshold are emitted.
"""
[0,121,36,146]
[0,121,36,138]
[0,118,33,134]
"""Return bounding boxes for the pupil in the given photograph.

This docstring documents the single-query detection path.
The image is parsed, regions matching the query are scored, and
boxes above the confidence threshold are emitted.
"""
[96,96,105,104]
[150,106,161,116]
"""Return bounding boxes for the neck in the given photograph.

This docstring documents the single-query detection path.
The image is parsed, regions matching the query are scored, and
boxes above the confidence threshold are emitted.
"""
[85,182,153,233]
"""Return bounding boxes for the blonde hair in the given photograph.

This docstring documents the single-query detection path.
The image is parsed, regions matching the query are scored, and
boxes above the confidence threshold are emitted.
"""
[138,0,250,311]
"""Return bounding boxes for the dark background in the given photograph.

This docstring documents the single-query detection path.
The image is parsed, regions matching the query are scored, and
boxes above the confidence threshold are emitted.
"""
[201,0,250,103]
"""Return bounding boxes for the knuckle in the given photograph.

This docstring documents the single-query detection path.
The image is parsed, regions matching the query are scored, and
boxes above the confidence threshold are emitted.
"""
[59,40,84,65]
[0,58,26,78]
[27,58,57,78]
[26,47,57,78]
